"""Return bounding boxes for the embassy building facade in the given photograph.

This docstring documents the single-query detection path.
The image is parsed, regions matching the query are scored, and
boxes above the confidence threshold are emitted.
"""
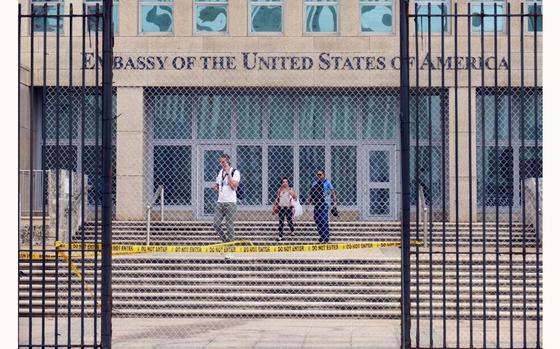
[19,0,543,222]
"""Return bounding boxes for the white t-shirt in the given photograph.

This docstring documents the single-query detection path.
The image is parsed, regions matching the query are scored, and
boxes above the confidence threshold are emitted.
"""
[216,168,241,203]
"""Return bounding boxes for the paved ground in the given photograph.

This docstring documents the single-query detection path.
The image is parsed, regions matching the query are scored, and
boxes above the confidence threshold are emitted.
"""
[19,317,541,348]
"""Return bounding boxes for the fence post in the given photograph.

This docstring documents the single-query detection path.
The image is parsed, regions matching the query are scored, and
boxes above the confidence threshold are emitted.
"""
[101,0,114,347]
[399,1,412,348]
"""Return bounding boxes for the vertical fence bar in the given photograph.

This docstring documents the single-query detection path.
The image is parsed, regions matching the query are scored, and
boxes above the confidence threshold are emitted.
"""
[80,4,87,346]
[506,4,513,349]
[54,4,61,347]
[17,3,22,342]
[440,6,447,346]
[493,4,500,347]
[27,4,35,346]
[93,5,101,344]
[520,5,527,347]
[67,4,74,346]
[413,4,420,348]
[532,4,541,347]
[480,6,487,347]
[40,6,48,346]
[467,5,474,347]
[101,0,115,346]
[427,5,434,347]
[399,1,411,348]
[453,4,460,347]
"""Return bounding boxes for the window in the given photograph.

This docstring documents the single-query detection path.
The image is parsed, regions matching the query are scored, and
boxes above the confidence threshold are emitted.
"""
[194,0,228,33]
[250,0,283,33]
[267,94,294,139]
[237,146,263,205]
[197,94,232,139]
[409,90,448,208]
[85,0,119,33]
[362,94,398,140]
[331,95,357,140]
[31,0,64,33]
[331,146,357,205]
[236,95,262,139]
[410,94,444,141]
[149,93,193,140]
[154,146,192,205]
[268,146,294,204]
[415,0,449,32]
[470,0,504,32]
[299,146,325,194]
[304,0,338,33]
[360,0,393,33]
[41,87,118,206]
[527,0,542,33]
[140,0,173,33]
[476,88,543,208]
[299,95,326,140]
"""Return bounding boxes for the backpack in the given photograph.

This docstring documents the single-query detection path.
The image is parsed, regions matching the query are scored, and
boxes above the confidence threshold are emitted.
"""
[232,169,244,201]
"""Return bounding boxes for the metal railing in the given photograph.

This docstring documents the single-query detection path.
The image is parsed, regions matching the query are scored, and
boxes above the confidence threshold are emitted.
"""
[417,185,428,247]
[145,185,165,245]
[19,170,45,215]
[523,177,543,243]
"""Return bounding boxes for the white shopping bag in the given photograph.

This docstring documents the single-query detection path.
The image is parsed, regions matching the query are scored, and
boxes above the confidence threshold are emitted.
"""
[293,200,304,218]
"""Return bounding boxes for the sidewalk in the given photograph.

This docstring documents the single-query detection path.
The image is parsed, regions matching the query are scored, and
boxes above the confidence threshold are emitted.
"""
[19,317,541,348]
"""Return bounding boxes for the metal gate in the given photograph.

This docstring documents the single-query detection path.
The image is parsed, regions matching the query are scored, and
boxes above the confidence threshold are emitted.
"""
[18,0,113,347]
[400,1,542,348]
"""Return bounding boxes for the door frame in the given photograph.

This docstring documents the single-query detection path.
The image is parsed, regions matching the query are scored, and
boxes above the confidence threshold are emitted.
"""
[361,144,397,220]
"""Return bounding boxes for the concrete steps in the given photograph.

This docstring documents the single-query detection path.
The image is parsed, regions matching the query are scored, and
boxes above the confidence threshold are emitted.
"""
[19,256,542,320]
[19,221,540,319]
[74,221,538,249]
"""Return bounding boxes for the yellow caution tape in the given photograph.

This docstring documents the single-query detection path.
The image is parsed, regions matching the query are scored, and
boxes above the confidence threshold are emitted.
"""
[48,240,423,255]
[20,240,423,259]
[58,250,101,309]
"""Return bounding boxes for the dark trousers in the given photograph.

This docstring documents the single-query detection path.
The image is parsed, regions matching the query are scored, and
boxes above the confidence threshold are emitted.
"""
[313,203,330,243]
[278,206,295,237]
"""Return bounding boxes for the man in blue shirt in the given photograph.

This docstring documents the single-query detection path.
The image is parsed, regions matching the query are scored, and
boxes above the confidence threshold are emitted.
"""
[306,169,337,243]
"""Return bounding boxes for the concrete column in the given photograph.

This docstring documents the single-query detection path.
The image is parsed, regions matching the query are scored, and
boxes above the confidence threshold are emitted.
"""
[285,0,303,37]
[174,0,192,37]
[116,87,146,220]
[340,0,359,36]
[19,67,32,172]
[119,0,138,37]
[448,86,478,222]
[229,0,246,36]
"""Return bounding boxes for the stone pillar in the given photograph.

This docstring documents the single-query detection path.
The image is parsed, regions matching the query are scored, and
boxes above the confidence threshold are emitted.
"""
[116,87,146,220]
[119,0,138,37]
[285,0,303,36]
[448,87,478,222]
[47,170,85,243]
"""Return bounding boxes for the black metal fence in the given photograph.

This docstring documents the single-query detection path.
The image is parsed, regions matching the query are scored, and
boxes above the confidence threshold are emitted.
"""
[18,1,113,347]
[401,2,542,348]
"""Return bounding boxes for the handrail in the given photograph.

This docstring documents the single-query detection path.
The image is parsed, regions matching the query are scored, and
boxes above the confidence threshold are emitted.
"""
[19,170,45,214]
[418,186,428,247]
[146,185,165,246]
[523,178,543,244]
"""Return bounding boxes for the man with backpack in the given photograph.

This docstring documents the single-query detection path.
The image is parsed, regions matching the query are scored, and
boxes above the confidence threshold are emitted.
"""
[306,169,337,243]
[212,153,241,242]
